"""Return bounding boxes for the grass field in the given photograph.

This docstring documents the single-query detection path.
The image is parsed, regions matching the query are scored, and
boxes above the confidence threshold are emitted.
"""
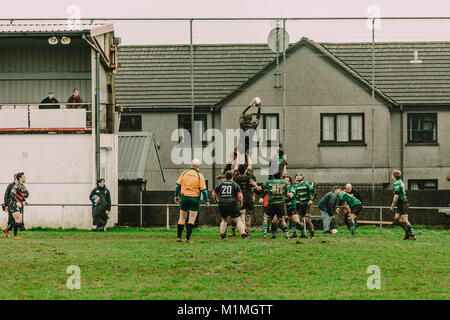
[0,225,448,300]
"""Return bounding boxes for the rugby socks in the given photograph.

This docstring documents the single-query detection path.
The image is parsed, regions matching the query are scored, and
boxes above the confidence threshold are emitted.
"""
[186,223,194,240]
[350,222,356,235]
[271,225,277,238]
[407,224,416,237]
[13,223,19,236]
[177,223,185,239]
[281,225,289,239]
[220,233,226,239]
[289,222,297,236]
[262,222,268,238]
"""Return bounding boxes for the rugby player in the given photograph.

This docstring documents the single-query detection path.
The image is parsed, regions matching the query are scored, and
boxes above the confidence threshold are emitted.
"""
[212,171,248,239]
[237,98,261,171]
[390,170,416,240]
[292,173,316,239]
[258,137,287,180]
[283,176,305,238]
[174,159,209,243]
[336,189,363,235]
[233,164,256,235]
[8,172,28,239]
[253,172,292,239]
[2,174,18,238]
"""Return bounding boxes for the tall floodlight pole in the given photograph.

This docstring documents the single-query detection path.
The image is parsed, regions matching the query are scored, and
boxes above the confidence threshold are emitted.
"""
[282,19,287,149]
[190,19,195,160]
[371,18,375,198]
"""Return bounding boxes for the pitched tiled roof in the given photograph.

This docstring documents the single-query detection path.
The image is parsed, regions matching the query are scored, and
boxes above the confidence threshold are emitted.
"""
[116,40,450,108]
[116,44,277,107]
[321,42,450,105]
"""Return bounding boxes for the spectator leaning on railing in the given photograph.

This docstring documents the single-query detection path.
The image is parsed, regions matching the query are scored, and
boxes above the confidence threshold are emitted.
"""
[67,89,84,109]
[39,91,60,109]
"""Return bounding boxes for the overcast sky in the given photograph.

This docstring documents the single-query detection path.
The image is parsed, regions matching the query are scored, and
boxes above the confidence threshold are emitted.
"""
[1,0,449,44]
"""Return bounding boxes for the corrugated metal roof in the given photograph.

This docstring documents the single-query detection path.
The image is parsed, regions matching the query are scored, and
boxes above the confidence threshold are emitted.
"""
[116,39,450,107]
[118,132,153,181]
[0,23,105,34]
[116,44,278,107]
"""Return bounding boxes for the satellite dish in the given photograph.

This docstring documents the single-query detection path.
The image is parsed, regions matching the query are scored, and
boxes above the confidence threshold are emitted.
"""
[267,27,289,53]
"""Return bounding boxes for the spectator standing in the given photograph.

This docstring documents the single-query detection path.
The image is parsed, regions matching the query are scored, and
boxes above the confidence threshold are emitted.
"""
[39,91,60,109]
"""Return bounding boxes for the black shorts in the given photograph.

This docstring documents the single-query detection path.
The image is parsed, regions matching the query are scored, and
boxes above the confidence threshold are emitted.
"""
[287,207,296,217]
[397,199,409,215]
[241,193,255,212]
[350,204,363,216]
[219,202,240,219]
[265,203,285,219]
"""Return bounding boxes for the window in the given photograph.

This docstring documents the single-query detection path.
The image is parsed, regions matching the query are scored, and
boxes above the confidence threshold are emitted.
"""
[256,113,279,146]
[177,114,207,146]
[119,115,142,132]
[408,179,438,190]
[407,113,437,143]
[320,113,364,144]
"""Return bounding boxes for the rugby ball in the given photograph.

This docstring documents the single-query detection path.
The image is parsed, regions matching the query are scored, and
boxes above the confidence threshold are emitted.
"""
[254,97,261,105]
[331,228,338,234]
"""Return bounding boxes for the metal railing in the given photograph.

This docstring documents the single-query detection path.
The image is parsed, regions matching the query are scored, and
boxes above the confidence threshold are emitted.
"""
[24,203,449,231]
[0,103,113,131]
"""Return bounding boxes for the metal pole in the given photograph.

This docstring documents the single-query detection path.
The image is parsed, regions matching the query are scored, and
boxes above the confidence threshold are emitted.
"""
[282,19,287,149]
[379,207,383,233]
[61,205,65,229]
[190,19,195,160]
[95,51,101,181]
[166,204,170,230]
[371,18,375,198]
[139,190,143,228]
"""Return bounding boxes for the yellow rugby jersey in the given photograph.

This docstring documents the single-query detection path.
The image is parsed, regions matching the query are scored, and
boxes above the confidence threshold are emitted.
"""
[176,168,207,197]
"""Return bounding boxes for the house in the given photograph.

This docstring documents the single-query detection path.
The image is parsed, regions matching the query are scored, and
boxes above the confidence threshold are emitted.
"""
[0,23,121,229]
[115,38,450,191]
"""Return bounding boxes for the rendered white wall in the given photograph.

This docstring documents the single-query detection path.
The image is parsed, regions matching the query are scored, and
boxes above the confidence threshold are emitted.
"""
[0,133,118,229]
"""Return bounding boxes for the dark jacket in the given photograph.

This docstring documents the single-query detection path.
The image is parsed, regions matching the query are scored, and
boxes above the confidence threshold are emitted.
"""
[318,192,338,216]
[39,97,60,109]
[67,95,84,108]
[89,186,111,211]
[3,182,15,206]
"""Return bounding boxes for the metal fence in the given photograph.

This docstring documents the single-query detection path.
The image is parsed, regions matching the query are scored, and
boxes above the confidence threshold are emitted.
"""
[25,203,450,232]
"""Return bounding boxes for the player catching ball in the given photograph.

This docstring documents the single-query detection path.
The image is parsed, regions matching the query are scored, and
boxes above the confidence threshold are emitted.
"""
[237,97,262,171]
[390,170,416,240]
[212,171,248,240]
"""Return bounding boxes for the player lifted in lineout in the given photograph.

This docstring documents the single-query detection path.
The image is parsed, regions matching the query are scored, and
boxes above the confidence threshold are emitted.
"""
[212,171,248,240]
[236,97,262,172]
[390,170,416,240]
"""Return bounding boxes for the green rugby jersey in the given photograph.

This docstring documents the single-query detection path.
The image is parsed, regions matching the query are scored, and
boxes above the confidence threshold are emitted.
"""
[293,181,314,205]
[337,191,361,208]
[393,179,407,200]
[285,185,296,209]
[262,179,288,205]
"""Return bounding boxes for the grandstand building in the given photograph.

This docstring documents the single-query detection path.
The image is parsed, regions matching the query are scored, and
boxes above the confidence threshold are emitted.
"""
[0,23,121,229]
[116,37,450,191]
